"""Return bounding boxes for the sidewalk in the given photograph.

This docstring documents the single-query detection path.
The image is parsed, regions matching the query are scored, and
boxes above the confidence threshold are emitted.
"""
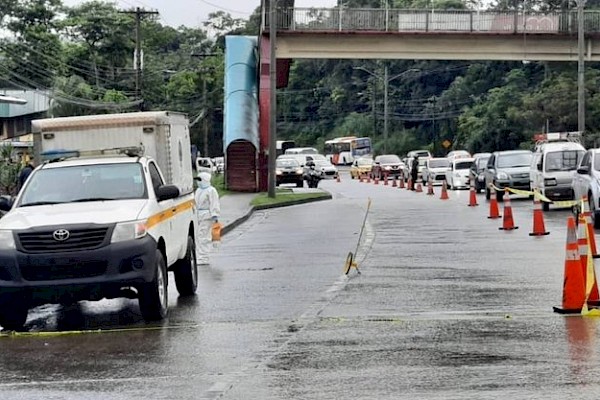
[219,192,257,235]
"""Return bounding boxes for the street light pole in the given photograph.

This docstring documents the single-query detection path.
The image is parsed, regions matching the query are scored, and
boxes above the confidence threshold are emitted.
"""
[268,0,277,198]
[353,66,419,154]
[383,64,389,153]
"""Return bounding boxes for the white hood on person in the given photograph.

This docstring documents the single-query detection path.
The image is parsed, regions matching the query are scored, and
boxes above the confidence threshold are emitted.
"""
[198,172,212,189]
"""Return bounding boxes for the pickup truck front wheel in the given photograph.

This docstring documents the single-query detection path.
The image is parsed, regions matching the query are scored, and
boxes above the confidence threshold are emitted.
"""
[139,250,168,321]
[0,294,28,331]
[174,235,198,296]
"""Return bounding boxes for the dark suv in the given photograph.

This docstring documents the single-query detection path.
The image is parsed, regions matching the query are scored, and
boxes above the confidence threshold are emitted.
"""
[370,154,404,180]
[484,150,533,200]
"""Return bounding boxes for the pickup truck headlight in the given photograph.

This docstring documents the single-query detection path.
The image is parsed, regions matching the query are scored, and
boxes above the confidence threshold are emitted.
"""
[111,220,147,243]
[0,230,15,250]
[496,172,509,180]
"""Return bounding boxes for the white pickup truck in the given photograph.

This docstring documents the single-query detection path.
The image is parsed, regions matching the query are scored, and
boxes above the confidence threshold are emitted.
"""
[0,111,198,330]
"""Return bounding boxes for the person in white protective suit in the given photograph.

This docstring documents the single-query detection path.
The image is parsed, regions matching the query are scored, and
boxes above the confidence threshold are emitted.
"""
[194,172,221,264]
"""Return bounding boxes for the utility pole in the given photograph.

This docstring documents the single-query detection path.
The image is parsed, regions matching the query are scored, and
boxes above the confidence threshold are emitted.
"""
[120,7,159,110]
[383,64,389,154]
[268,0,277,198]
[192,53,219,157]
[577,0,586,134]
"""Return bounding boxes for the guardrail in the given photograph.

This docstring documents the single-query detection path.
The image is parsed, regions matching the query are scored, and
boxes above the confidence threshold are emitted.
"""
[265,8,600,35]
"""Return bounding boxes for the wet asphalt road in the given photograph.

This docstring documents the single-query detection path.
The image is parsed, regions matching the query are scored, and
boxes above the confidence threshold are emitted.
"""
[3,171,600,399]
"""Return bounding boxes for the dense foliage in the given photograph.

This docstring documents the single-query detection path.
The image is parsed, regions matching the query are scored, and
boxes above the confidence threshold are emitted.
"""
[1,0,599,161]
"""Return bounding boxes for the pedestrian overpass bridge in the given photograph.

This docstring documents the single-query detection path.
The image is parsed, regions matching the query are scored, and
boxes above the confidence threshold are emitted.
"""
[269,7,600,61]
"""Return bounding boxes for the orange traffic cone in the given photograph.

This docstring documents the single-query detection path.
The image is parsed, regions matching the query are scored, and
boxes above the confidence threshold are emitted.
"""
[578,213,600,306]
[487,188,501,219]
[366,174,371,183]
[398,177,405,189]
[336,174,341,183]
[499,189,518,230]
[426,178,434,196]
[415,182,423,193]
[529,193,549,236]
[359,173,364,183]
[392,176,397,187]
[582,196,599,258]
[467,180,478,207]
[407,177,413,191]
[554,216,586,314]
[374,175,379,185]
[440,180,449,200]
[383,172,389,186]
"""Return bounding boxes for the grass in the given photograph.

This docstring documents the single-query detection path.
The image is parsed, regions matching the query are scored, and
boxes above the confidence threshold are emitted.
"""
[211,174,330,207]
[250,189,331,207]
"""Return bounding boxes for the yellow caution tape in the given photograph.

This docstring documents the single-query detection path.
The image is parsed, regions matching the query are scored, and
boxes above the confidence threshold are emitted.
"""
[489,183,579,205]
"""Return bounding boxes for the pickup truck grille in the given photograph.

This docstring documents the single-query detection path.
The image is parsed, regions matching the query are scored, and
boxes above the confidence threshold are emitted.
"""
[20,260,107,281]
[18,227,109,253]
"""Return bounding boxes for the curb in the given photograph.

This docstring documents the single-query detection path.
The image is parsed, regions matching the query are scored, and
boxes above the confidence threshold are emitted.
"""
[221,192,333,237]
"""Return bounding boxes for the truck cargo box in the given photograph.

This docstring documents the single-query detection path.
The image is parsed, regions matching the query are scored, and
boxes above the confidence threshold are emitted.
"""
[32,111,193,194]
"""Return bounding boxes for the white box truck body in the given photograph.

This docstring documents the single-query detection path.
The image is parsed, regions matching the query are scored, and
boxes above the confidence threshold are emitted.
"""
[0,111,198,330]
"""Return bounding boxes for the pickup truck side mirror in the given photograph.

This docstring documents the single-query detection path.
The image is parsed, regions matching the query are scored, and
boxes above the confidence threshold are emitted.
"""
[156,185,180,201]
[577,165,590,175]
[0,196,12,212]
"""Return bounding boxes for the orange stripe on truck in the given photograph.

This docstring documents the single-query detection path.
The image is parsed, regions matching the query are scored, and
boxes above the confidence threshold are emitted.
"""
[146,199,195,229]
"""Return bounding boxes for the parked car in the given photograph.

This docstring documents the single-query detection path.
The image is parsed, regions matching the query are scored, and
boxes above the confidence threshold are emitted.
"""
[484,150,533,201]
[446,150,471,161]
[445,157,474,190]
[195,157,216,175]
[405,156,428,182]
[213,156,225,173]
[531,140,585,210]
[308,159,339,179]
[469,153,492,193]
[421,157,450,185]
[276,158,304,187]
[407,149,432,159]
[572,148,600,228]
[350,156,373,179]
[370,154,404,180]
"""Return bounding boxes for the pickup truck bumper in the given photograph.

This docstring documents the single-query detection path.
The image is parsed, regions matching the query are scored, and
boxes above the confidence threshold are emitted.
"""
[0,235,158,306]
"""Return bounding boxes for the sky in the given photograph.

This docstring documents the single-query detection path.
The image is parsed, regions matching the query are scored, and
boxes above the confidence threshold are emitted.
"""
[62,0,338,28]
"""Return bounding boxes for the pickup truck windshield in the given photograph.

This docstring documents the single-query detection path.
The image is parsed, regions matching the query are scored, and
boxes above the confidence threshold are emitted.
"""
[19,163,147,206]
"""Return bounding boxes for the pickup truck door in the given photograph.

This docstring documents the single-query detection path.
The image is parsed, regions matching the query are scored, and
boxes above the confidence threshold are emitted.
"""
[148,161,180,265]
[573,151,591,201]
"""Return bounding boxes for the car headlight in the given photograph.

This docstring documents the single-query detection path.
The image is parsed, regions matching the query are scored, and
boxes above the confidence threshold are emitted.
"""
[296,168,303,174]
[384,166,391,171]
[111,220,147,243]
[276,169,282,175]
[544,178,557,186]
[0,230,15,250]
[496,172,509,180]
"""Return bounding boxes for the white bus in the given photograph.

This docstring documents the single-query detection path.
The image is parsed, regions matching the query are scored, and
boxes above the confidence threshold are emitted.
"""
[324,136,372,165]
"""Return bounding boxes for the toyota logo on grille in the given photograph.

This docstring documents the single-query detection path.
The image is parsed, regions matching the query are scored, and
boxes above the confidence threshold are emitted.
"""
[53,229,70,241]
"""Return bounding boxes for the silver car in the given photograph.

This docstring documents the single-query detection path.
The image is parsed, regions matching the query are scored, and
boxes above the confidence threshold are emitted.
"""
[572,149,600,228]
[484,150,533,201]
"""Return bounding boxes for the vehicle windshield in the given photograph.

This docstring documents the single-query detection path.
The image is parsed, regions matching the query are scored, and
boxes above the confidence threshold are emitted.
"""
[19,163,147,206]
[357,158,372,166]
[277,159,300,168]
[455,161,473,170]
[429,159,449,168]
[497,152,532,168]
[476,157,490,168]
[545,150,584,172]
[314,160,332,167]
[378,155,401,164]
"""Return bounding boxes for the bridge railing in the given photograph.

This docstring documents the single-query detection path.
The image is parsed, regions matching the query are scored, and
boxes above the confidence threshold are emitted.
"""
[266,8,600,35]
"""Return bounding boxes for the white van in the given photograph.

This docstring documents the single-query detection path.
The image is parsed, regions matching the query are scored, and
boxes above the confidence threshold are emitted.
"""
[530,133,585,210]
